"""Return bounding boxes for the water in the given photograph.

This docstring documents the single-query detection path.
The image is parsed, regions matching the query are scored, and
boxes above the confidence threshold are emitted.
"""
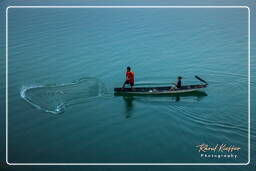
[20,77,105,114]
[1,2,255,170]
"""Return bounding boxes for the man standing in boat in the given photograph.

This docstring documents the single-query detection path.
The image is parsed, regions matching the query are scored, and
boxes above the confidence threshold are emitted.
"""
[122,66,135,89]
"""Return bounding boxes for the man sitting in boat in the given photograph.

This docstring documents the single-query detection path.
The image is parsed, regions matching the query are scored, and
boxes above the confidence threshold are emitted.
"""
[122,66,135,89]
[171,76,182,90]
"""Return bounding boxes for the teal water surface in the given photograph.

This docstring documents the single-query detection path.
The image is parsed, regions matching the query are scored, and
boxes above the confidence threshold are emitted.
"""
[5,7,253,165]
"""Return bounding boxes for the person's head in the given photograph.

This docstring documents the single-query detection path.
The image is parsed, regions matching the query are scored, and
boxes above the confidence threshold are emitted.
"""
[178,76,182,80]
[127,66,131,71]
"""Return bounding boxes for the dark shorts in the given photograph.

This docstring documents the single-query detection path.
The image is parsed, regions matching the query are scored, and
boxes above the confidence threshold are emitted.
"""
[125,80,134,86]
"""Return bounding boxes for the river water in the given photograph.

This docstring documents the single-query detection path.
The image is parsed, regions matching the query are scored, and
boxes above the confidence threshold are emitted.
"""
[0,1,255,170]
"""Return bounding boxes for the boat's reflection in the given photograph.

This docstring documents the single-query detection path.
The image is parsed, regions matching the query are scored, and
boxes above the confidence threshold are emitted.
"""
[122,95,134,118]
[115,91,208,118]
[172,91,208,102]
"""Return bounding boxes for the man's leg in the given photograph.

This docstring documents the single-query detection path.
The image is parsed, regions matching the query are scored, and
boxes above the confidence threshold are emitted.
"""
[130,82,134,89]
[122,81,127,89]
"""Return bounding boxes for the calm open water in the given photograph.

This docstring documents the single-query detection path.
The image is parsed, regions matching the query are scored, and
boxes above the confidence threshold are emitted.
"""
[1,1,256,171]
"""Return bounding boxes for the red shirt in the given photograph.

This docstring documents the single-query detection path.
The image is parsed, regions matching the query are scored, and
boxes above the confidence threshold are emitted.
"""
[126,71,134,83]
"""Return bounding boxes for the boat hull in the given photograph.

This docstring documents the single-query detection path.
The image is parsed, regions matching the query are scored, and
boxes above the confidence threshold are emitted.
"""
[114,84,207,95]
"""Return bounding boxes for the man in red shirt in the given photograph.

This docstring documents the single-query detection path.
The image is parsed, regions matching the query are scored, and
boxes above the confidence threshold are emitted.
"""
[122,66,135,89]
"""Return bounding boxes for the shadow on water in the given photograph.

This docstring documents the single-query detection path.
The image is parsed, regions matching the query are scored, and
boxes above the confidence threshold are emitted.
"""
[172,91,208,102]
[115,91,208,118]
[122,95,134,119]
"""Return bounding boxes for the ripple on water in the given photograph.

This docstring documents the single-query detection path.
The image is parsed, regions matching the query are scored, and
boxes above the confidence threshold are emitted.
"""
[20,77,105,114]
[166,104,248,141]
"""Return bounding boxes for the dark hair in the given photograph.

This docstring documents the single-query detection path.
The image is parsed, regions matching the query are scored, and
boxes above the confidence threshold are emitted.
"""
[178,76,182,79]
[127,66,131,70]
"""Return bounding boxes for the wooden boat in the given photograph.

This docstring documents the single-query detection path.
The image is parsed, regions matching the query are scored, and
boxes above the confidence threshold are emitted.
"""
[114,76,208,95]
[114,84,207,95]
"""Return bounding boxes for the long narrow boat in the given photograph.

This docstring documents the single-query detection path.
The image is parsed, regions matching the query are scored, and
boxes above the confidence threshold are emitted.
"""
[114,76,208,95]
